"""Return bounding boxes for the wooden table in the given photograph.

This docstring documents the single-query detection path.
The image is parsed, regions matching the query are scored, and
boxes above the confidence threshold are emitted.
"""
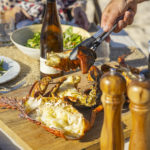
[0,31,148,150]
[0,71,132,150]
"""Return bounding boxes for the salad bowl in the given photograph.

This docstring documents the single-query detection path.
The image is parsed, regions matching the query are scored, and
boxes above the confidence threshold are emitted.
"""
[10,24,91,59]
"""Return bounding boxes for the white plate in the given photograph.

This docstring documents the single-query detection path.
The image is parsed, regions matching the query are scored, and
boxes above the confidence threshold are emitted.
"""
[0,56,20,84]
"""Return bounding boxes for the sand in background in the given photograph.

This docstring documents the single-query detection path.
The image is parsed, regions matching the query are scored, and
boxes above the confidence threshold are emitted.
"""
[87,0,150,56]
[125,1,150,56]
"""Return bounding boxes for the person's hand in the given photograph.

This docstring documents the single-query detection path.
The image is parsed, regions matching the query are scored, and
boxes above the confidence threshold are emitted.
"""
[72,6,90,30]
[101,0,138,33]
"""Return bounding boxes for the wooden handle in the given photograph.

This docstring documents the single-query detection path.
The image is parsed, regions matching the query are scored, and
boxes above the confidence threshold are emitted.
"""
[100,68,126,150]
[127,74,150,150]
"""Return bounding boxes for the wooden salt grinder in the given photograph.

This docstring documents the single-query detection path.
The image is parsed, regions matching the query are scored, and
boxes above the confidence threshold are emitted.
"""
[127,74,150,150]
[100,68,126,150]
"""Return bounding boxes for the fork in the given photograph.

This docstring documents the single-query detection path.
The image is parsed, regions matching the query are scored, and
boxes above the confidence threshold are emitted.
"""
[0,81,26,94]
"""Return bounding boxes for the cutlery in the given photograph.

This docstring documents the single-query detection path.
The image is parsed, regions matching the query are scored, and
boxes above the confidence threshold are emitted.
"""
[0,81,26,94]
[69,16,123,60]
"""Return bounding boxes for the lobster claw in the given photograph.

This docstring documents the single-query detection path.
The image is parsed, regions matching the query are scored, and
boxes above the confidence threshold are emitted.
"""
[77,46,97,74]
[88,66,102,82]
[29,76,52,98]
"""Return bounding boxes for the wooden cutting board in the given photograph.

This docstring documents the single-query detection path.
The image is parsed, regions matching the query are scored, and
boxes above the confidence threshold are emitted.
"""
[0,69,131,150]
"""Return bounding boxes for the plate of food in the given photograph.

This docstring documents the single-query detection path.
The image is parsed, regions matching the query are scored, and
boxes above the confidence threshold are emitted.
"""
[0,56,20,84]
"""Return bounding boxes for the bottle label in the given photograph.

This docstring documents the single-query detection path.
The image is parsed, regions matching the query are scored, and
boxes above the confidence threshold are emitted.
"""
[40,57,60,75]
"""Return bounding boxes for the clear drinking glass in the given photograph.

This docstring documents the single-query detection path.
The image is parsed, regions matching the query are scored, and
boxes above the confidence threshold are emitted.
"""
[0,12,15,46]
[94,41,110,66]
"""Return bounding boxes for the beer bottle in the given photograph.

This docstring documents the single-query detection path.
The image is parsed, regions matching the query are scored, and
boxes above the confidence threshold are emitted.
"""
[40,0,63,78]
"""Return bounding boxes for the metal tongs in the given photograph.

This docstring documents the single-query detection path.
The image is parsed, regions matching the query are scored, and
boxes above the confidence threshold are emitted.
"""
[69,17,123,60]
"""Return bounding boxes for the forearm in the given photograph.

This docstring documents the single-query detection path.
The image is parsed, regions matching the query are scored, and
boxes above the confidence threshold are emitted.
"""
[137,0,149,3]
[109,0,148,4]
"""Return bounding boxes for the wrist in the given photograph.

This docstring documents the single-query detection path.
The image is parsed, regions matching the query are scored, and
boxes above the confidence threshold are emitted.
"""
[125,0,145,4]
[136,0,146,3]
[110,0,138,4]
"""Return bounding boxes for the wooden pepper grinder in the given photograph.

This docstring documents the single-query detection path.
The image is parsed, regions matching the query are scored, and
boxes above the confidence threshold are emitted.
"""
[100,68,126,150]
[127,74,150,150]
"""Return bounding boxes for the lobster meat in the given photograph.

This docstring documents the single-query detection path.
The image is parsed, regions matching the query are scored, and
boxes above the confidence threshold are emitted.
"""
[0,96,90,139]
[0,66,103,140]
[101,53,140,86]
[0,52,140,139]
[46,46,96,74]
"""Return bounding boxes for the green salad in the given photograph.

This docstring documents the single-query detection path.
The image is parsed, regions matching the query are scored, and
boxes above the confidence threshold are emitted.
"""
[26,27,85,50]
[0,59,6,77]
[26,32,40,49]
[63,27,84,49]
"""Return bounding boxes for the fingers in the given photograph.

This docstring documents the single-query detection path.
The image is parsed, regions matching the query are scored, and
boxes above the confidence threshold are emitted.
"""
[101,0,137,33]
[114,10,135,32]
[102,8,135,33]
[101,1,121,32]
[101,10,122,32]
[124,9,135,25]
[113,20,126,32]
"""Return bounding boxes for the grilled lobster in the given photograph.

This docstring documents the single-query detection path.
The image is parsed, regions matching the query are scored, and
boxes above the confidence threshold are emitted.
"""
[46,46,96,74]
[0,66,103,140]
[101,53,140,86]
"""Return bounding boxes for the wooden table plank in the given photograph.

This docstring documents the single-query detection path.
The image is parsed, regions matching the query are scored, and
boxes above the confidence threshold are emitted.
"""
[0,107,131,150]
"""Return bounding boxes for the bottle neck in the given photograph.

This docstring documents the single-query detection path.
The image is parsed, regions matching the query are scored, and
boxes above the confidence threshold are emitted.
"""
[46,0,57,15]
[47,0,56,2]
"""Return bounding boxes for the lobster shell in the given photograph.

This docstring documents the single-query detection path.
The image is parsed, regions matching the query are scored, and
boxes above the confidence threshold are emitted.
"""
[0,95,90,140]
